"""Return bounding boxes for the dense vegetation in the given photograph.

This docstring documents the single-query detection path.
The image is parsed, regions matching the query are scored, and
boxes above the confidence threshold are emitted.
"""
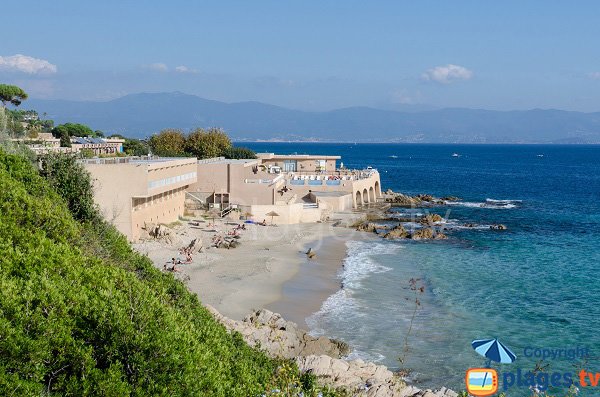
[149,127,256,159]
[0,149,332,396]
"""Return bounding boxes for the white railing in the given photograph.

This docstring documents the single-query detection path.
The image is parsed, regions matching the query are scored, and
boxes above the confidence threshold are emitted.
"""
[244,174,284,185]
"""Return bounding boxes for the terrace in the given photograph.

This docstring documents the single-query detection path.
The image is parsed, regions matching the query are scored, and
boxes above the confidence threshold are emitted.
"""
[286,168,378,186]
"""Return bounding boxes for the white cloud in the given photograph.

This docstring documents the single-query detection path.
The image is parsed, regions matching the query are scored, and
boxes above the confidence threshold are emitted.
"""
[422,64,473,84]
[175,65,199,74]
[146,63,169,72]
[588,72,600,80]
[0,54,57,74]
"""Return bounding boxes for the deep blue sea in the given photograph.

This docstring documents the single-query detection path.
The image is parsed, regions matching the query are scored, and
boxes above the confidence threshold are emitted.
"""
[245,143,600,396]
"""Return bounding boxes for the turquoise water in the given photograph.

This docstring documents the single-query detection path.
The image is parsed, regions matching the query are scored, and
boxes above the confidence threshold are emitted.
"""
[246,143,600,395]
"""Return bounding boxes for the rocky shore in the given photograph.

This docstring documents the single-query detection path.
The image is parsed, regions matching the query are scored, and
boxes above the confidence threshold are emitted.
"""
[207,305,458,397]
[354,190,508,241]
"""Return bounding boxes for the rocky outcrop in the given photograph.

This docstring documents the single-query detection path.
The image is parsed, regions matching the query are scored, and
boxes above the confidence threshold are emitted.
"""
[382,191,461,207]
[206,306,457,397]
[295,355,458,397]
[143,223,176,244]
[356,222,379,234]
[206,306,349,359]
[383,225,409,239]
[383,226,446,240]
[411,228,447,240]
[490,224,508,230]
[419,214,444,225]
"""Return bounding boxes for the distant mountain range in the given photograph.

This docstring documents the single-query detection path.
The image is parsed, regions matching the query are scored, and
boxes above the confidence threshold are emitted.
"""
[28,92,600,143]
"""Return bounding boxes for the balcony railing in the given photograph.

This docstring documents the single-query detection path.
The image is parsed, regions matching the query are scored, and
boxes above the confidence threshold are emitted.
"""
[285,169,377,186]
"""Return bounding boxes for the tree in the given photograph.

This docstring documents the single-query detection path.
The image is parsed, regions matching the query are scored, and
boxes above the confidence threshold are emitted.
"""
[185,127,232,159]
[0,84,28,107]
[123,138,149,156]
[39,153,100,223]
[222,146,257,159]
[52,123,99,147]
[148,129,185,157]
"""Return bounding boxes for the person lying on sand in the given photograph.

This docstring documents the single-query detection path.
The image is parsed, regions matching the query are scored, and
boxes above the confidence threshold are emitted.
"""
[259,219,267,226]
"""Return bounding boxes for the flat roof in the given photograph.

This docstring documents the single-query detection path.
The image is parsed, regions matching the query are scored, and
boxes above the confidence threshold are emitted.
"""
[80,156,196,165]
[257,153,341,160]
[202,158,258,165]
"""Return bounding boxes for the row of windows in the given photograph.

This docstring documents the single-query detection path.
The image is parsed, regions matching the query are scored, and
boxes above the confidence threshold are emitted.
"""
[148,172,196,190]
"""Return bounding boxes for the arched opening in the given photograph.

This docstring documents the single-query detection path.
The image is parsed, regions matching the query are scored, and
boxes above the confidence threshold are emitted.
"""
[363,188,369,204]
[369,186,375,202]
[355,191,362,207]
[374,181,380,197]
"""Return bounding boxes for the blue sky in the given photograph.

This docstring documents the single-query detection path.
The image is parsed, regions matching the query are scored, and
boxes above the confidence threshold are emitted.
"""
[2,1,600,111]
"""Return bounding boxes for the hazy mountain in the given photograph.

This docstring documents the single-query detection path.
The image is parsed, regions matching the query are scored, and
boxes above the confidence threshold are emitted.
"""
[28,92,600,143]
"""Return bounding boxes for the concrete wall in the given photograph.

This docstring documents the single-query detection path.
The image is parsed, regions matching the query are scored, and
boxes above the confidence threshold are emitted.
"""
[248,203,322,225]
[309,193,353,212]
[84,163,147,239]
[130,187,187,240]
[84,158,197,241]
[191,160,281,206]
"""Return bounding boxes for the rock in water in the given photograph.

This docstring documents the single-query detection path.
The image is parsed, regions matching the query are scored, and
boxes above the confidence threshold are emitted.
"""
[383,225,409,239]
[411,228,447,240]
[419,214,444,225]
[356,222,379,233]
[490,224,508,230]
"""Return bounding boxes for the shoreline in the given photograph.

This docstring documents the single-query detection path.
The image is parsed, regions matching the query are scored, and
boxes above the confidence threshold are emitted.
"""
[133,220,365,322]
[266,235,350,329]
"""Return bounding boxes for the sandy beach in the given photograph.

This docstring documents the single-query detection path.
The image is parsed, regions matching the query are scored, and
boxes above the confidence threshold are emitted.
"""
[133,219,368,323]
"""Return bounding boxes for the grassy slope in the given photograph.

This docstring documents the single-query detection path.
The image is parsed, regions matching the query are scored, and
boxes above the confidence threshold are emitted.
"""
[0,150,281,396]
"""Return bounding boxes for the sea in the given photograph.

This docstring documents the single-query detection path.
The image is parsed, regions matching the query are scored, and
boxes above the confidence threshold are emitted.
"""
[245,143,600,395]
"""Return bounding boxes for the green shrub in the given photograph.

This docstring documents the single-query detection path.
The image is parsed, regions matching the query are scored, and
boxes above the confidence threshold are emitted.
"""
[0,149,342,396]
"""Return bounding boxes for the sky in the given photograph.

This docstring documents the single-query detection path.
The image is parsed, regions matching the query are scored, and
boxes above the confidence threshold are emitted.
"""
[2,0,600,112]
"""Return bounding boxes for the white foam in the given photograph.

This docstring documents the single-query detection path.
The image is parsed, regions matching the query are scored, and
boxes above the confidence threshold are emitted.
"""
[306,240,395,335]
[445,199,520,209]
[485,198,522,204]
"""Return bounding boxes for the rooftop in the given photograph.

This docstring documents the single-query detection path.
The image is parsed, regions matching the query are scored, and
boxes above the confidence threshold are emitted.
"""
[257,153,341,160]
[80,156,196,165]
[197,157,258,165]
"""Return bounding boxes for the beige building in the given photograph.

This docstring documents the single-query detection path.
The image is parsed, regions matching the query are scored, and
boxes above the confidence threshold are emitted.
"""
[188,153,381,225]
[81,151,382,241]
[82,157,197,241]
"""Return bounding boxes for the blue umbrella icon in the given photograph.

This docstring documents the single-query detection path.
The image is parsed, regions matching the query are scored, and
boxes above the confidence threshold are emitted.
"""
[472,338,517,365]
[471,338,516,392]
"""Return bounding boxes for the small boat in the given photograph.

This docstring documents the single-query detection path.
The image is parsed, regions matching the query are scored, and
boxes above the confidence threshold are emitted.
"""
[452,153,461,158]
[389,155,398,158]
[537,154,544,158]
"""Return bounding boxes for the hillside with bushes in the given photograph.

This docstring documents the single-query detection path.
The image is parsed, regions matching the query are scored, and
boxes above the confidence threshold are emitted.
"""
[0,149,332,396]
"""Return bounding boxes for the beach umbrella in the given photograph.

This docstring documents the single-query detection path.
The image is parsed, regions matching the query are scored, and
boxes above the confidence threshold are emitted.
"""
[472,338,517,364]
[265,210,280,225]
